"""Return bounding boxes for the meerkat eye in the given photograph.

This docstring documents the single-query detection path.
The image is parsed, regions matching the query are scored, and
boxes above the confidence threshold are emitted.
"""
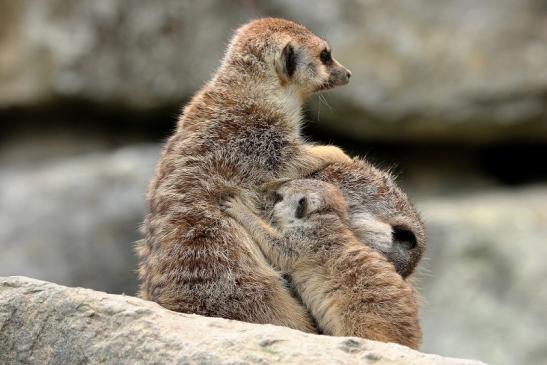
[295,197,307,219]
[320,49,332,65]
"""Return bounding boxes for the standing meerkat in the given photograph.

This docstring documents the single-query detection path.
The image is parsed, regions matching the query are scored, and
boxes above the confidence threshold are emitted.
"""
[221,179,422,349]
[137,18,352,331]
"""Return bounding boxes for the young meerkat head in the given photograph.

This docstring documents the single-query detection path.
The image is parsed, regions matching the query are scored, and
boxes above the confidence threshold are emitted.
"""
[267,179,350,231]
[224,18,351,98]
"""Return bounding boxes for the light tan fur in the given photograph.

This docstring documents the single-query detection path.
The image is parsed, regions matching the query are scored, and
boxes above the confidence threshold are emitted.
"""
[136,18,351,332]
[260,158,426,279]
[222,179,422,349]
[309,158,426,278]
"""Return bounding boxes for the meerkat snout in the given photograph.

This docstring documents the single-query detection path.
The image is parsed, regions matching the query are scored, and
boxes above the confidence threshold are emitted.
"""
[316,47,352,89]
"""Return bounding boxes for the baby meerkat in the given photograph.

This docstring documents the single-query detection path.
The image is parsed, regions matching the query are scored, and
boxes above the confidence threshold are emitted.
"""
[137,18,352,332]
[222,179,422,349]
[261,158,426,279]
[309,158,426,278]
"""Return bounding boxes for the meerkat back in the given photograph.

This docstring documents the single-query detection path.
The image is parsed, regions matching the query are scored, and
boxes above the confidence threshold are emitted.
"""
[136,18,352,331]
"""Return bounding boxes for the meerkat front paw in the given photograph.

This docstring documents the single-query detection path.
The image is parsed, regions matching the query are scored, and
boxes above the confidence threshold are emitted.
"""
[219,192,248,217]
[309,145,352,165]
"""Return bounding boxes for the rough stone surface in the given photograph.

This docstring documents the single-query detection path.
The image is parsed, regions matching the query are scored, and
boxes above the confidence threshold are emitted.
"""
[0,276,487,365]
[1,0,546,141]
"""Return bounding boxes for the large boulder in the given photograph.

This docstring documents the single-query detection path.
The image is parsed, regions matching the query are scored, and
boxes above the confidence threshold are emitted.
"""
[0,276,487,365]
[1,0,546,141]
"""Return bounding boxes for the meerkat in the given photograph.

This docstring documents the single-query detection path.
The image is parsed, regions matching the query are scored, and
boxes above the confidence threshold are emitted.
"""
[136,18,352,332]
[308,158,426,278]
[260,158,426,278]
[221,179,422,349]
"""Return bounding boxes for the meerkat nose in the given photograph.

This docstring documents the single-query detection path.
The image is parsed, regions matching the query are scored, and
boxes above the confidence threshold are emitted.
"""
[346,70,352,79]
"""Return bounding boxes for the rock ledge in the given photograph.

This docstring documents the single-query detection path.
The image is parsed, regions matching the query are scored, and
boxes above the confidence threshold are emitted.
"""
[0,276,487,365]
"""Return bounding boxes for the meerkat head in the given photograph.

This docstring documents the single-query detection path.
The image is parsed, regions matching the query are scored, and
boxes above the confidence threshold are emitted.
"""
[266,179,349,231]
[309,160,426,278]
[223,18,351,100]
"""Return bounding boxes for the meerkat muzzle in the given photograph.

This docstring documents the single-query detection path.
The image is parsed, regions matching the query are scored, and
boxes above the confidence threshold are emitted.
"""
[318,60,351,91]
[332,60,352,86]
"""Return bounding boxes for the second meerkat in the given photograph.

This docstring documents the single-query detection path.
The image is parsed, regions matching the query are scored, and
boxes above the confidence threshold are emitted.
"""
[311,158,426,278]
[261,158,427,279]
[137,18,352,331]
[222,179,422,349]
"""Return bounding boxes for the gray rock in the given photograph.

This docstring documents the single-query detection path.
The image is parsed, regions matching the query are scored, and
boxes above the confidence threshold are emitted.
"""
[417,187,547,365]
[1,0,546,141]
[0,276,488,365]
[0,144,160,294]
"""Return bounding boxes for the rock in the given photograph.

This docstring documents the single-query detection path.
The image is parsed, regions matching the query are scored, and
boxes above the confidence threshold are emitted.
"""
[416,187,547,365]
[0,276,487,365]
[1,0,546,141]
[0,144,160,294]
[290,0,547,142]
[0,0,250,108]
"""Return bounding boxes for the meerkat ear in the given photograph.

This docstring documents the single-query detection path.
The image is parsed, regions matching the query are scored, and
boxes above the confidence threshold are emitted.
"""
[276,42,296,82]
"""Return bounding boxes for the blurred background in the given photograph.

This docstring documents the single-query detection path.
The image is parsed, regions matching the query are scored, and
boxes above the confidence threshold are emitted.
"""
[1,1,546,364]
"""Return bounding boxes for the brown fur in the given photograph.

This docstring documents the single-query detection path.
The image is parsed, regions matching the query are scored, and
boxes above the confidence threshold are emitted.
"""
[222,179,422,349]
[309,158,426,278]
[136,18,351,331]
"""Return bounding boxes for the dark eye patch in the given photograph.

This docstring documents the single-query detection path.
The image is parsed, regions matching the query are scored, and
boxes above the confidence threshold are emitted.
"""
[295,197,307,219]
[392,226,417,250]
[320,49,332,65]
